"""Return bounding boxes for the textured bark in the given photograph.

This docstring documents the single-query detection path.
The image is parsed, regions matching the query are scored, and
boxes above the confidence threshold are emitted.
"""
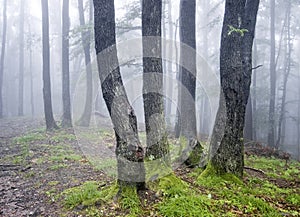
[41,0,58,130]
[178,0,201,167]
[18,0,25,116]
[244,94,253,141]
[268,0,276,148]
[77,0,93,127]
[142,0,169,161]
[179,0,197,139]
[0,0,7,118]
[62,0,72,128]
[93,0,145,190]
[209,0,259,178]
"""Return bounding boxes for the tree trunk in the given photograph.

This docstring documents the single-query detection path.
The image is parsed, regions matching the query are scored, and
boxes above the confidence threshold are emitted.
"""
[93,0,145,190]
[268,0,276,148]
[178,0,202,166]
[209,0,259,178]
[252,39,257,141]
[0,0,7,118]
[62,0,72,128]
[244,94,253,141]
[142,0,169,164]
[77,0,93,127]
[276,0,291,149]
[18,0,25,116]
[41,0,58,130]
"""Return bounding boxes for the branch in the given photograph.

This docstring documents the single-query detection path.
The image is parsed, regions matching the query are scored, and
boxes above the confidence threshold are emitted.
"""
[252,64,263,70]
[244,166,265,174]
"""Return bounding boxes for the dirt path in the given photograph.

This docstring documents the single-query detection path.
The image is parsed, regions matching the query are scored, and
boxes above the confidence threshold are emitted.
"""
[0,117,111,217]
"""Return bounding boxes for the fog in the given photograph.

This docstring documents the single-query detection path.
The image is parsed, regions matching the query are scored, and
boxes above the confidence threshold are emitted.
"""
[0,0,299,159]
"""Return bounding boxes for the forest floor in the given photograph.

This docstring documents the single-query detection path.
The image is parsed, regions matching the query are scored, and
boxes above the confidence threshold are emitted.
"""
[0,117,299,217]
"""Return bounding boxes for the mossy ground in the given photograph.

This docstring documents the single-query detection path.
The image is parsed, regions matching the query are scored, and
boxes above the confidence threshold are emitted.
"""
[1,126,299,216]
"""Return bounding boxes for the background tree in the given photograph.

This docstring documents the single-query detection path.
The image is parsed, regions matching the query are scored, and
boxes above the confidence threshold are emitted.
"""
[77,0,93,127]
[41,0,58,130]
[0,0,7,118]
[268,0,276,148]
[93,0,145,191]
[61,0,72,128]
[207,0,260,178]
[18,0,25,116]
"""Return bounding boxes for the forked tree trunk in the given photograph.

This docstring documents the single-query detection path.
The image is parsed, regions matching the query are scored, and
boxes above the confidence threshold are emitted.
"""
[209,0,259,178]
[77,0,93,127]
[93,0,145,190]
[41,0,58,130]
[142,0,169,164]
[62,0,72,128]
[0,0,7,118]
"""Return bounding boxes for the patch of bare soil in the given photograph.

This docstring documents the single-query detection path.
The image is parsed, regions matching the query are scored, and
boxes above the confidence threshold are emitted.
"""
[0,117,112,217]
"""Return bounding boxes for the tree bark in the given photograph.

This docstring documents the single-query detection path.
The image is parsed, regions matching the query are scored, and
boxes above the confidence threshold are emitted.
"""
[41,0,58,130]
[209,0,260,178]
[18,0,25,116]
[93,0,145,190]
[244,94,253,141]
[268,0,276,148]
[142,0,169,163]
[77,0,93,127]
[0,0,7,118]
[62,0,72,128]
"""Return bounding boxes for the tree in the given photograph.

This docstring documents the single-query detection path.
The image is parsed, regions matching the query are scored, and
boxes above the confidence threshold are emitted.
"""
[142,0,169,165]
[0,0,7,118]
[62,0,72,128]
[41,0,58,130]
[93,0,145,191]
[276,0,292,149]
[178,0,202,166]
[207,0,260,178]
[267,0,276,148]
[18,0,25,116]
[77,0,93,127]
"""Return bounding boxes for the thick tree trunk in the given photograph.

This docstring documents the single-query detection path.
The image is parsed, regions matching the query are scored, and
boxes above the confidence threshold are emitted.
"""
[0,0,7,118]
[77,0,93,127]
[62,0,72,128]
[41,0,58,130]
[93,0,145,190]
[178,0,202,167]
[209,0,259,178]
[18,0,25,116]
[142,0,169,162]
[268,0,276,148]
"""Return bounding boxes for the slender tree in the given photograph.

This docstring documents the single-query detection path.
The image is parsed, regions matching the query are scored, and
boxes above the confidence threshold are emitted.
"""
[142,0,169,165]
[276,0,292,149]
[77,0,93,127]
[208,0,260,178]
[18,0,25,116]
[0,0,7,118]
[41,0,58,130]
[268,0,276,148]
[93,0,145,191]
[62,0,72,127]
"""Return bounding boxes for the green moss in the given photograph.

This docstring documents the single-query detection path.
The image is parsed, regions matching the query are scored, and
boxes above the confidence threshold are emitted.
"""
[62,181,107,209]
[118,185,141,216]
[159,194,213,217]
